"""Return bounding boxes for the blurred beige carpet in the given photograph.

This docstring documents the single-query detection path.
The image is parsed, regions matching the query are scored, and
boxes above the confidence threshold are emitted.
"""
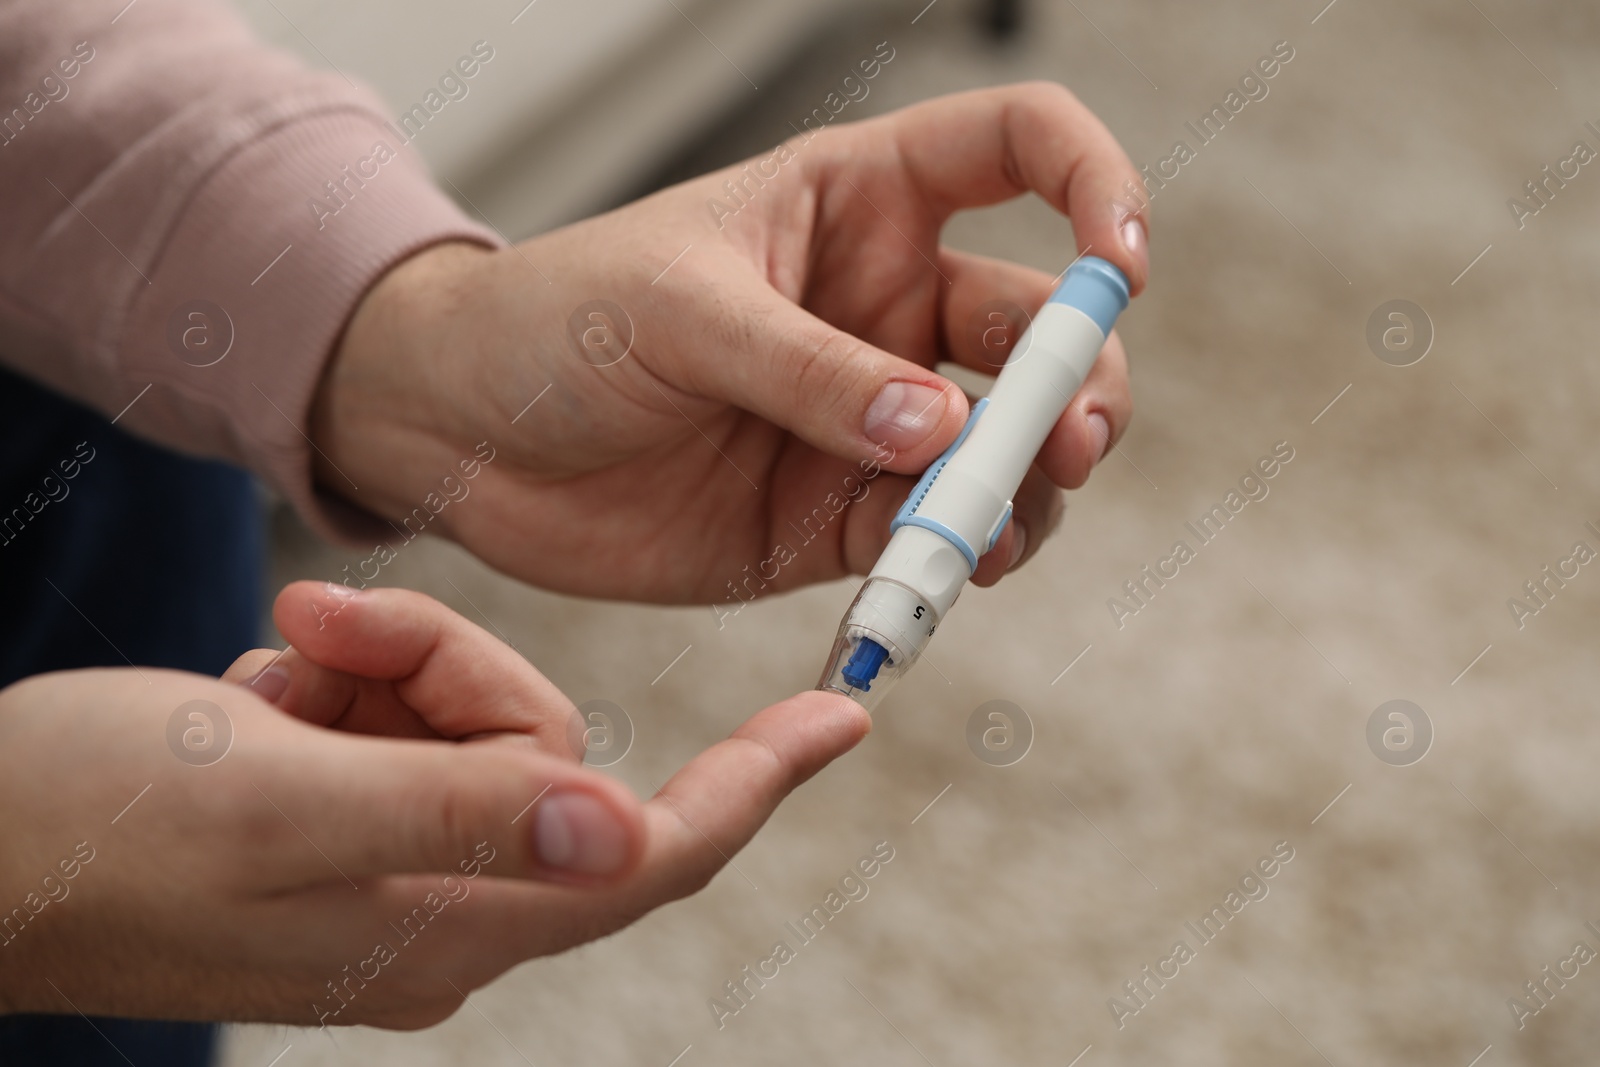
[225,0,1600,1063]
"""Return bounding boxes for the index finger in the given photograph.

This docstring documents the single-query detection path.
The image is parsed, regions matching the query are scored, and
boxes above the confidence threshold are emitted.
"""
[861,81,1149,294]
[626,689,872,902]
[460,690,872,957]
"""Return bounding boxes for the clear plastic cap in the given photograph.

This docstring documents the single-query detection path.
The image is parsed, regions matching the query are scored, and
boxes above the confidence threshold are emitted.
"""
[816,578,939,711]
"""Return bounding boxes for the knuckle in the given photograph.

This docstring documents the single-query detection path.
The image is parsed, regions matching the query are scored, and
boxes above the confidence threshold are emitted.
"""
[727,733,789,788]
[414,783,494,871]
[669,861,720,901]
[409,1002,460,1030]
[781,329,868,423]
[366,995,461,1031]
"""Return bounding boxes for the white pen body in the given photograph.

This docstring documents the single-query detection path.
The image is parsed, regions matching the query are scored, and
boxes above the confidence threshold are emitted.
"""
[819,257,1129,708]
[879,300,1111,609]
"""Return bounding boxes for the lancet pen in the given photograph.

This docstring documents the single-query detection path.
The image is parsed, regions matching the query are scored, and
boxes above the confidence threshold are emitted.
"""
[817,256,1130,709]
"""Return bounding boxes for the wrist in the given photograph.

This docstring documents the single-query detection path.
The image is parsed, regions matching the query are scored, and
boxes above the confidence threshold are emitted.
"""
[310,241,495,528]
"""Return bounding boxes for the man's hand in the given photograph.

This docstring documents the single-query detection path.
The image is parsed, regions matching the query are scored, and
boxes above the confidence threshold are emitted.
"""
[313,82,1147,602]
[0,582,868,1026]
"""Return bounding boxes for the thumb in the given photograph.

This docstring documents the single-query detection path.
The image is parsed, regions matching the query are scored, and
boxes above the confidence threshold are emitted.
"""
[263,728,646,889]
[659,268,969,475]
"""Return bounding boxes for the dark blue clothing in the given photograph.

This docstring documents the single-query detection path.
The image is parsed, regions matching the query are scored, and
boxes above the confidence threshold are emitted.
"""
[0,1016,221,1067]
[0,368,263,686]
[0,365,263,1066]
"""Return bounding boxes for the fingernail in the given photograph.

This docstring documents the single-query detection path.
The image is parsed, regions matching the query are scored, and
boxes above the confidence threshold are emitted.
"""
[864,381,949,452]
[1120,215,1147,274]
[534,792,630,876]
[1087,412,1112,462]
[323,582,361,601]
[1008,524,1028,570]
[243,664,290,703]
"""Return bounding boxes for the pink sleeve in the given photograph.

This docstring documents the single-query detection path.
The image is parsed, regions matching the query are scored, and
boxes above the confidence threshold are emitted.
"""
[0,0,503,542]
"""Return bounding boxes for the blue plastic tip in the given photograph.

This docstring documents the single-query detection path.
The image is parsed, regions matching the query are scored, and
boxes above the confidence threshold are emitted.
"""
[840,637,891,691]
[1049,255,1130,337]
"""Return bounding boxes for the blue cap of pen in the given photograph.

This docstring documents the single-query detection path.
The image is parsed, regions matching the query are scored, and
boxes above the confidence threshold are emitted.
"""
[1048,255,1130,337]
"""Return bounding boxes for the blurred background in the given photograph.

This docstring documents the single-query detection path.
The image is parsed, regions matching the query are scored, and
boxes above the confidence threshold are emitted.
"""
[223,0,1600,1063]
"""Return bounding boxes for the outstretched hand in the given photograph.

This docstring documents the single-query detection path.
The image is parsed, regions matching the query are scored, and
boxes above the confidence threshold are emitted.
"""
[0,582,868,1027]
